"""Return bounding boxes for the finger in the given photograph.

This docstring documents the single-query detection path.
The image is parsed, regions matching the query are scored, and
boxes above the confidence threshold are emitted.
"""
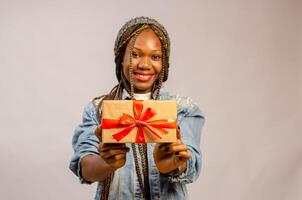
[99,146,129,154]
[102,142,126,147]
[98,143,127,153]
[175,151,191,159]
[101,149,129,159]
[158,143,172,150]
[159,139,182,150]
[176,125,181,139]
[100,145,128,151]
[101,143,127,151]
[158,143,182,155]
[95,125,102,141]
[102,150,127,160]
[164,144,188,153]
[106,154,127,169]
[107,153,126,161]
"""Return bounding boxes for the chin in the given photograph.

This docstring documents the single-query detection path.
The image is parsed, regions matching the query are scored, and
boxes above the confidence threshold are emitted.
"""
[133,83,154,93]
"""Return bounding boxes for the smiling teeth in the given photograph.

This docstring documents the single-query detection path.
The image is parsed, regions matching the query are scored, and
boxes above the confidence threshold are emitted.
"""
[137,74,149,77]
[135,74,152,81]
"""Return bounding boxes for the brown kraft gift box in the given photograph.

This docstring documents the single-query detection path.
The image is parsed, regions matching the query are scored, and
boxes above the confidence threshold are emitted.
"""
[101,100,177,143]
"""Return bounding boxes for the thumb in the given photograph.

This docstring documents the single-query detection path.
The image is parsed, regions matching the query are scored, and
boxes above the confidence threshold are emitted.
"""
[176,125,181,139]
[95,125,102,142]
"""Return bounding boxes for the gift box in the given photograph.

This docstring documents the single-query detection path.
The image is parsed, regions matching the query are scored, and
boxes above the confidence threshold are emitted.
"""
[101,100,177,143]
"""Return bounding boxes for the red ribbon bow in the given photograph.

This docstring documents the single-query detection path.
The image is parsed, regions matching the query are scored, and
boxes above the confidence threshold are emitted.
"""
[101,100,176,143]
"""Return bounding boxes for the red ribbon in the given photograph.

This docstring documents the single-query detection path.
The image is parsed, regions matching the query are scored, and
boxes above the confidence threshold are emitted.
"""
[101,100,176,143]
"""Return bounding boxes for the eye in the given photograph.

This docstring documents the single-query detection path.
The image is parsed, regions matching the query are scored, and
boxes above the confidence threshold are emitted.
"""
[151,54,162,61]
[131,51,139,58]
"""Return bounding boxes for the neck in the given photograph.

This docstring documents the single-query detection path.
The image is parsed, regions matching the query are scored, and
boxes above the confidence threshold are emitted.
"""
[133,92,151,100]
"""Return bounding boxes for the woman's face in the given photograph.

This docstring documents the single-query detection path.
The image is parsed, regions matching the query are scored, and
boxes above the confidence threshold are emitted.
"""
[122,29,163,94]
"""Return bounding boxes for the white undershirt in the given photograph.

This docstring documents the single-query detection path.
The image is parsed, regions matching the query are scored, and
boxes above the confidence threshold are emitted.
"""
[133,92,151,100]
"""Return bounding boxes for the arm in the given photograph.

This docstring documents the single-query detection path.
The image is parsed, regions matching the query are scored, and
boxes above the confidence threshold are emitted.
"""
[84,126,129,182]
[153,127,191,174]
[80,154,114,183]
[159,99,205,184]
[69,103,126,183]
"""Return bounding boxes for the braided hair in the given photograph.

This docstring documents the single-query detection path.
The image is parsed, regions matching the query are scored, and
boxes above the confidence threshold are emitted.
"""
[94,17,171,200]
[93,17,171,119]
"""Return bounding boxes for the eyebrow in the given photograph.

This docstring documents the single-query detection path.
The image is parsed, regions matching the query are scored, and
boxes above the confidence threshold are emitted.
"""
[132,47,162,52]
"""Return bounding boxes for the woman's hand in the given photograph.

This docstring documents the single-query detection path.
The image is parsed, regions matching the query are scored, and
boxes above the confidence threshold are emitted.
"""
[95,125,129,170]
[153,127,191,174]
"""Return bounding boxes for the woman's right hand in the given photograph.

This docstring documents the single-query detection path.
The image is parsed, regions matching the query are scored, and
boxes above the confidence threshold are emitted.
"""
[95,125,129,170]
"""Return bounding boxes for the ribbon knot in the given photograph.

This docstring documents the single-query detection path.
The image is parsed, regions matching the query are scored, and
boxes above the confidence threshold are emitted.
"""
[101,100,176,143]
[136,120,146,126]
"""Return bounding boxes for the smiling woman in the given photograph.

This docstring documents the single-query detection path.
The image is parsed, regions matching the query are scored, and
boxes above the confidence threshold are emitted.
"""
[122,29,163,93]
[69,16,205,200]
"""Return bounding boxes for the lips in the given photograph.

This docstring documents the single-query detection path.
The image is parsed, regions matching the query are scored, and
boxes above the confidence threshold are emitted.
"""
[133,72,154,82]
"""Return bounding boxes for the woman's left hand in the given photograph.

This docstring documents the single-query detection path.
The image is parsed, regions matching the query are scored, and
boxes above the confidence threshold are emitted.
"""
[153,127,191,174]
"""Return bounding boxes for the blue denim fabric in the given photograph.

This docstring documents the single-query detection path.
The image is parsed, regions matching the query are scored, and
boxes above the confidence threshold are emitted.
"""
[69,90,205,200]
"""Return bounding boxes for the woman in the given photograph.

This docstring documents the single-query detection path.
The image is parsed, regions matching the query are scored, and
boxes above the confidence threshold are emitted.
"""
[69,16,205,200]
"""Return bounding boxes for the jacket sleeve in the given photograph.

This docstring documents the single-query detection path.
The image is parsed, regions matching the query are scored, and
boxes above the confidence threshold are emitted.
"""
[69,102,100,184]
[164,97,205,184]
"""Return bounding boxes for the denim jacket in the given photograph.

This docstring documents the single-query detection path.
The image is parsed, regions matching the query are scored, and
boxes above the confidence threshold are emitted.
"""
[69,89,205,200]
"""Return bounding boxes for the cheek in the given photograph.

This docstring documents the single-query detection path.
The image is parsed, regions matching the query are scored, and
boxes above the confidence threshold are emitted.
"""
[129,58,139,68]
[153,61,163,74]
[122,59,139,80]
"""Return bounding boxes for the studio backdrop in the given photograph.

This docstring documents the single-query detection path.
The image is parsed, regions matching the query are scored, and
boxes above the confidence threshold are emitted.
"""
[0,0,301,199]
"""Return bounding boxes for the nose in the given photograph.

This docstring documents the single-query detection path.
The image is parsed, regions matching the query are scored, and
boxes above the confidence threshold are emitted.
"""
[137,57,151,70]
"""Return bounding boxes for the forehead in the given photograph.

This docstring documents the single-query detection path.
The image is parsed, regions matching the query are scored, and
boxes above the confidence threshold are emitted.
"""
[131,29,162,50]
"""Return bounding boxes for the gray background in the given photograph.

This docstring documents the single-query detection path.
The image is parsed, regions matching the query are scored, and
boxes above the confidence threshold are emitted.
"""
[0,0,301,199]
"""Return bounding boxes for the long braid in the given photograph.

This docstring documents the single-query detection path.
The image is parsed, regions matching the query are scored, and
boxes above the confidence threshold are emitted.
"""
[149,25,170,83]
[149,25,168,100]
[95,17,171,200]
[154,66,165,100]
[127,25,152,199]
[127,25,150,98]
[121,74,131,95]
[128,34,136,99]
